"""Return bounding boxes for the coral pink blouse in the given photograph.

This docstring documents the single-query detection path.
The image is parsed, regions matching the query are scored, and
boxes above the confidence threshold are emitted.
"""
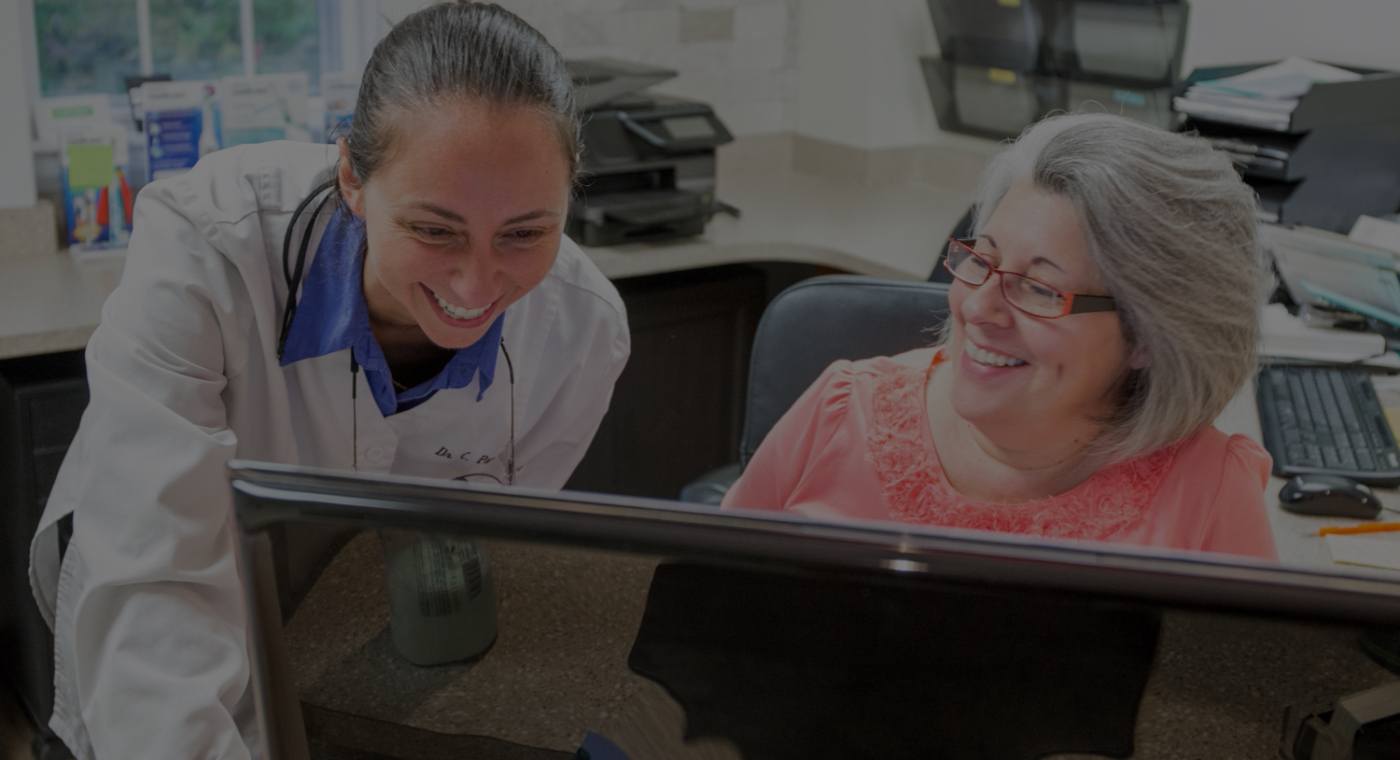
[722,348,1277,560]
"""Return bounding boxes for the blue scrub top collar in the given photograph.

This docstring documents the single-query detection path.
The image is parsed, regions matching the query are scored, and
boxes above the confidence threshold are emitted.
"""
[278,204,504,416]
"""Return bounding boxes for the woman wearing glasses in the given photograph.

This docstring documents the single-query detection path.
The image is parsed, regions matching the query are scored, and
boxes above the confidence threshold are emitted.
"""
[723,113,1275,560]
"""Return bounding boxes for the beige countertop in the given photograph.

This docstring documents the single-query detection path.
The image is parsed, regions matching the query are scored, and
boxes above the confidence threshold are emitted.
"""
[0,252,124,361]
[0,134,982,361]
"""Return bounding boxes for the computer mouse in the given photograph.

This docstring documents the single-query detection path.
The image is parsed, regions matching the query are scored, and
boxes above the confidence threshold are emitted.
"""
[1277,475,1382,519]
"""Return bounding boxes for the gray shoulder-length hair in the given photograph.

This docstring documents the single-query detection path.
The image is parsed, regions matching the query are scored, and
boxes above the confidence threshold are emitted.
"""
[958,112,1265,463]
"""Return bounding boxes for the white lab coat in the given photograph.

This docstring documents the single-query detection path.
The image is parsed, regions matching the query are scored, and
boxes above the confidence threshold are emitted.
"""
[27,141,630,759]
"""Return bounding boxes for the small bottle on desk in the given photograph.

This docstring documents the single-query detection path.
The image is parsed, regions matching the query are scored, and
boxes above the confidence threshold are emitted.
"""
[381,530,498,665]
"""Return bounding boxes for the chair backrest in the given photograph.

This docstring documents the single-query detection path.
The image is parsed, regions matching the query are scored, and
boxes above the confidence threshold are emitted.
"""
[739,276,952,468]
[929,204,975,283]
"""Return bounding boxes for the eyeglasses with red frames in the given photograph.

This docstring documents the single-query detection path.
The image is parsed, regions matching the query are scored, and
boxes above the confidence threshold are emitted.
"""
[943,237,1117,319]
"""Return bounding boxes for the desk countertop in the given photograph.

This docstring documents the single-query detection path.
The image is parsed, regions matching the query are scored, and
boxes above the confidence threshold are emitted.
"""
[0,134,980,362]
[1216,383,1400,570]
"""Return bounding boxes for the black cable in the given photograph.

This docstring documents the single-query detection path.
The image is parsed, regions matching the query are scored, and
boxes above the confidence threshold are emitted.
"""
[343,331,514,484]
[277,180,338,359]
[499,337,516,486]
[350,354,360,472]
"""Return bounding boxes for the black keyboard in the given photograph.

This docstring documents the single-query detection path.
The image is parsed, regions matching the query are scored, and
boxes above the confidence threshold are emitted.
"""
[1256,365,1400,486]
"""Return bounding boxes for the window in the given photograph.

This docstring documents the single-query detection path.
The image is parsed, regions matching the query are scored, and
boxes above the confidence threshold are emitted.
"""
[253,0,325,81]
[29,0,333,97]
[31,1,141,97]
[149,0,245,84]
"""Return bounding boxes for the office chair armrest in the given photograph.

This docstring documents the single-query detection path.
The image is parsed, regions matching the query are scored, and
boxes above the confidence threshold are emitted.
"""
[678,463,741,506]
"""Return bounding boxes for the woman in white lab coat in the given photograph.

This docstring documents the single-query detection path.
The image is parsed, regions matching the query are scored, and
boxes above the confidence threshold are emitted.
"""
[28,4,630,758]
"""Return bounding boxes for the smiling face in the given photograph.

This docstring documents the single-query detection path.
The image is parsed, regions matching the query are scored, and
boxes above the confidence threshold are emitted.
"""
[945,180,1132,444]
[338,98,572,351]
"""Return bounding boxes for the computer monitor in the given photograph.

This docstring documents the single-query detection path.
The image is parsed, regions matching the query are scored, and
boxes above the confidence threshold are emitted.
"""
[230,460,1400,760]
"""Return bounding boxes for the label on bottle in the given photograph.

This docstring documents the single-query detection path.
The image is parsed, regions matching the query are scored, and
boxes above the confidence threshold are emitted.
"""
[414,539,484,617]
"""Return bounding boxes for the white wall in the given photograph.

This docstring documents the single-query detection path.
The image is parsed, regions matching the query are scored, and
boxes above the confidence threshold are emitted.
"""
[794,0,938,149]
[1184,0,1400,73]
[0,1,37,208]
[370,0,802,137]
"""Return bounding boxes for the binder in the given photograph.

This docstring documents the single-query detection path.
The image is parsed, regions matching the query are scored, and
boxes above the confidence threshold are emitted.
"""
[923,0,1190,140]
[920,58,1180,139]
[925,0,1047,72]
[1065,80,1177,130]
[921,58,1062,140]
[1049,0,1188,83]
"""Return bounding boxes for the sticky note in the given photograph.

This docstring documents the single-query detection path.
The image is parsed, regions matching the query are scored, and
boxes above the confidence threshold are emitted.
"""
[1326,534,1400,572]
[988,68,1018,85]
[66,143,115,191]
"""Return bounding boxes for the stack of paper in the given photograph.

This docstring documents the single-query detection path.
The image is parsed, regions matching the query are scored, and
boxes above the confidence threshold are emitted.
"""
[1173,57,1360,131]
[1259,223,1400,364]
[1351,215,1400,257]
[1326,533,1400,572]
[1258,304,1397,367]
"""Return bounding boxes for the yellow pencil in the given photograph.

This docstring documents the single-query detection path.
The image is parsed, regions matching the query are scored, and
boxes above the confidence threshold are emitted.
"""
[1317,522,1400,537]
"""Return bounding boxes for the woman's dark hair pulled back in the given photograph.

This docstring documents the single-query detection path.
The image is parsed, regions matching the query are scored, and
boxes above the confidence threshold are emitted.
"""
[342,1,579,188]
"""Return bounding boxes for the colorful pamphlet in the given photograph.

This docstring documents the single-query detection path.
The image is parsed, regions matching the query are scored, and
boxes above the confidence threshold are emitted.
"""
[220,73,312,146]
[140,80,220,181]
[60,124,132,253]
[34,95,114,147]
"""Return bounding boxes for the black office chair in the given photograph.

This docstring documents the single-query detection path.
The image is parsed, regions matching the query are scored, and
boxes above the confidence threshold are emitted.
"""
[680,276,951,504]
[928,205,975,284]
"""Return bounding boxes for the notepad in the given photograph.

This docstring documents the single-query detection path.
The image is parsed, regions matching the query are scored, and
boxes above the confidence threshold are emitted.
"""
[1351,215,1400,257]
[1326,533,1400,571]
[1263,223,1400,326]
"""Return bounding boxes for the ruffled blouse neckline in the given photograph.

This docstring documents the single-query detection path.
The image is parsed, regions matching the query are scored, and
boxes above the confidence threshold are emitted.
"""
[867,350,1178,540]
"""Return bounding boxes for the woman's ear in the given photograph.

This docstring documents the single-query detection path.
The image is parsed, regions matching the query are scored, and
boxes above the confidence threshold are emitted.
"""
[336,138,365,218]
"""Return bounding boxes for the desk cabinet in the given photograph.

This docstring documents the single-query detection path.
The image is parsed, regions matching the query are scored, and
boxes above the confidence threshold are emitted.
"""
[0,350,87,753]
[567,265,766,499]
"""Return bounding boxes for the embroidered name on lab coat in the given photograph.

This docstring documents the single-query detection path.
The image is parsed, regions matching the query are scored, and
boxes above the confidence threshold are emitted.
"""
[435,446,495,464]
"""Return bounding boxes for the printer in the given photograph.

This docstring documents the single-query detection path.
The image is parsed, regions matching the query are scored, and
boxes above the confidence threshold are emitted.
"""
[566,59,735,247]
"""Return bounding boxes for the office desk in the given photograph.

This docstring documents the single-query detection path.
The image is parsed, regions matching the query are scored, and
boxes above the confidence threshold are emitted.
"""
[1216,380,1400,571]
[284,532,1394,759]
